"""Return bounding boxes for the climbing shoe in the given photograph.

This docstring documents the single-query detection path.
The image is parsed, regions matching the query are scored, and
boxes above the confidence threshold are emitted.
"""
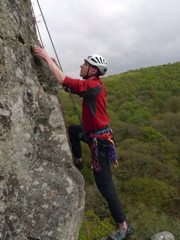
[108,223,133,240]
[74,158,83,170]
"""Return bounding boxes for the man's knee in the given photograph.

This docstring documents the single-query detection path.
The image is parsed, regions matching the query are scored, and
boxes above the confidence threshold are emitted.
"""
[68,125,78,136]
[68,124,76,132]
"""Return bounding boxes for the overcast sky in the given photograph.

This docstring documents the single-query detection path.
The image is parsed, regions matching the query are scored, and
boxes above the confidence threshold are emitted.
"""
[32,0,180,79]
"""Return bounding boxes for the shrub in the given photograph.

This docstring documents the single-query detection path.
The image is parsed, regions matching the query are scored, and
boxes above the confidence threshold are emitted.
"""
[78,210,114,240]
[124,177,175,210]
[141,126,165,142]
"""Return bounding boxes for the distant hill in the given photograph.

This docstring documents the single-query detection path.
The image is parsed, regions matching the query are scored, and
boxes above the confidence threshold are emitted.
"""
[61,62,180,240]
[104,62,180,125]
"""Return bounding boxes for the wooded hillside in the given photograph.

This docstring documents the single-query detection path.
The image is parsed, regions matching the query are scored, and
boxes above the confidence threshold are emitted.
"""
[61,62,180,240]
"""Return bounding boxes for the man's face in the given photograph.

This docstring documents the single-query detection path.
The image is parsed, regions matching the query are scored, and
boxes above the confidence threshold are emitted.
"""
[80,61,90,78]
[80,61,97,78]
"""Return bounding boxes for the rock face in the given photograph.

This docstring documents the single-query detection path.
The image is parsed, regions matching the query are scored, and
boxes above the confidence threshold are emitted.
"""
[151,231,175,240]
[0,0,85,239]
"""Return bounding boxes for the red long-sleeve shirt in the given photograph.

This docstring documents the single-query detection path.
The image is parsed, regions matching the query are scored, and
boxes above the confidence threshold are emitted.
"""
[62,76,110,132]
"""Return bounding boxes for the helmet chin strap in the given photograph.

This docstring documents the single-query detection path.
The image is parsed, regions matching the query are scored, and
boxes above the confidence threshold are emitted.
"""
[83,64,90,79]
[83,64,98,79]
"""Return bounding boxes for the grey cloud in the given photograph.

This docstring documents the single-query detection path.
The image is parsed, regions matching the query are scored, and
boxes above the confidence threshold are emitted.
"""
[33,0,180,78]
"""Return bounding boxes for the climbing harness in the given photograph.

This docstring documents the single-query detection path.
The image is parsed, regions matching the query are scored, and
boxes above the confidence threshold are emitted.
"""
[87,127,119,172]
[89,137,119,172]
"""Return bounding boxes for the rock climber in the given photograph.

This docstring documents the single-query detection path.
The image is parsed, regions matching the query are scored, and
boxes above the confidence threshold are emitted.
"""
[33,46,133,240]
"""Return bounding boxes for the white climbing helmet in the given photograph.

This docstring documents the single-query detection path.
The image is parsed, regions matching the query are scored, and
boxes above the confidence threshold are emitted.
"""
[85,54,108,75]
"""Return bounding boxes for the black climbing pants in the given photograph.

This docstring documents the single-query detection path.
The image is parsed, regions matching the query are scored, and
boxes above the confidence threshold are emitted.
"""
[68,125,87,158]
[68,125,126,224]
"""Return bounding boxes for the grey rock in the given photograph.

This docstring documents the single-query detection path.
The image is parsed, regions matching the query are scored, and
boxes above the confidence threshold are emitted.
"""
[151,231,175,240]
[0,0,85,239]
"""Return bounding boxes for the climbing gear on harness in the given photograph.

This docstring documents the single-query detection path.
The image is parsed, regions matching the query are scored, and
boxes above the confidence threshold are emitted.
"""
[89,136,119,172]
[87,126,118,171]
[108,139,119,167]
[85,54,108,75]
[89,137,102,172]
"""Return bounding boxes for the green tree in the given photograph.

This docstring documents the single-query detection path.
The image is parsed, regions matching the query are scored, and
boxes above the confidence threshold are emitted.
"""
[124,177,176,210]
[141,126,164,142]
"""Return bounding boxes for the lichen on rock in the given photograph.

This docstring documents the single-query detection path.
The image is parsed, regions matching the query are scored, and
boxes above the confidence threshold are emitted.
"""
[0,1,85,239]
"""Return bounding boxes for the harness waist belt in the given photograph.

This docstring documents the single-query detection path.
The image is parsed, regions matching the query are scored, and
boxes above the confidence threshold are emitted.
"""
[86,126,111,136]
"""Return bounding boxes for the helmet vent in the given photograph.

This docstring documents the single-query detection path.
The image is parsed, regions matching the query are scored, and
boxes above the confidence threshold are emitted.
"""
[95,57,101,64]
[91,58,97,63]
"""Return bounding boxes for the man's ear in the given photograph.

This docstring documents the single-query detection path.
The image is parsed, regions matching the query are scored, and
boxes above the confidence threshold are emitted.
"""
[92,67,98,74]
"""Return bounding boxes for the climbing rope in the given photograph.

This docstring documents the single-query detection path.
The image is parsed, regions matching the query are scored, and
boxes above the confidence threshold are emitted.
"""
[35,0,63,71]
[31,0,84,129]
[68,89,85,134]
[84,209,91,240]
[30,1,44,47]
